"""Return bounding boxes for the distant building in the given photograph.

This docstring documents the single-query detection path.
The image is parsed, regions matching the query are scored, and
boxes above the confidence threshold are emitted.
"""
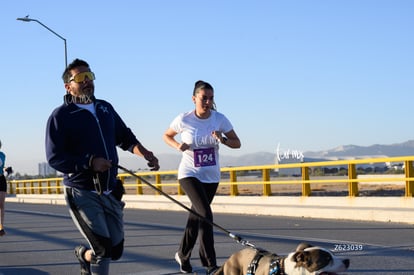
[388,162,404,170]
[38,162,56,176]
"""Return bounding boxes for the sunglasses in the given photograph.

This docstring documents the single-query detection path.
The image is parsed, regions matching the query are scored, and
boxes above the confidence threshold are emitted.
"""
[69,71,96,83]
[197,95,214,102]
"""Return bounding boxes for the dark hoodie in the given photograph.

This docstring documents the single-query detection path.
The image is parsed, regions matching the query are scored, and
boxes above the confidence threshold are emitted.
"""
[45,95,139,191]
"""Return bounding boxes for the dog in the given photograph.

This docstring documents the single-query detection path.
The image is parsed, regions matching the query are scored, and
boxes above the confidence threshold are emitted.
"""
[214,242,350,275]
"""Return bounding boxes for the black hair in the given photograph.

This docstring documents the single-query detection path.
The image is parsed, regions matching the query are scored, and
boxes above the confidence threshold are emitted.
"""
[62,59,90,83]
[193,80,214,96]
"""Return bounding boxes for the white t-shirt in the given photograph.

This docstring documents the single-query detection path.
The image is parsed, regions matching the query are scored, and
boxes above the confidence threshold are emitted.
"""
[169,110,233,183]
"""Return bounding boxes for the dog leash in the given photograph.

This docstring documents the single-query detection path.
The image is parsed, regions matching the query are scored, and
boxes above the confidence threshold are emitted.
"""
[117,164,256,249]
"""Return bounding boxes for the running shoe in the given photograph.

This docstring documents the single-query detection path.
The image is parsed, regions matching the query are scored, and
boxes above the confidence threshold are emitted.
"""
[206,265,220,275]
[74,245,91,275]
[175,252,192,273]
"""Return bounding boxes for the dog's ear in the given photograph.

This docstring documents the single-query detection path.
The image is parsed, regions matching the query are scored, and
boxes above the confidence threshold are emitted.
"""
[300,249,334,272]
[293,251,305,263]
[292,251,314,271]
[295,242,313,251]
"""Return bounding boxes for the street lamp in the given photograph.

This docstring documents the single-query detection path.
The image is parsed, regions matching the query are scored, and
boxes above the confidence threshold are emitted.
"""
[17,16,68,68]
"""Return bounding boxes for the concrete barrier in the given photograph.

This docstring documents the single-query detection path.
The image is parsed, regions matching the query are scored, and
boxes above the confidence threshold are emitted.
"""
[7,194,414,224]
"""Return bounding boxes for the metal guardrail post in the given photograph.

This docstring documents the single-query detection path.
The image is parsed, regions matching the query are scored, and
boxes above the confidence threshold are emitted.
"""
[348,163,358,196]
[405,160,413,197]
[155,174,162,195]
[47,180,51,194]
[177,182,185,195]
[302,166,311,196]
[136,178,143,195]
[56,179,61,194]
[37,181,40,194]
[8,181,14,195]
[229,170,239,196]
[262,169,271,196]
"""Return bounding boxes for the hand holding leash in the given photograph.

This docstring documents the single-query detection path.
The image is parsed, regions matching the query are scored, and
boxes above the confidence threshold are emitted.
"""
[143,151,160,171]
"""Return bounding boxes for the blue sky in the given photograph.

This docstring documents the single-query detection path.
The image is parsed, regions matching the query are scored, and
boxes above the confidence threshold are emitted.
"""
[1,0,413,175]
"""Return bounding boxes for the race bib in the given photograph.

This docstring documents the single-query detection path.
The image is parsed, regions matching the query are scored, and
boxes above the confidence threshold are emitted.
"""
[193,148,216,167]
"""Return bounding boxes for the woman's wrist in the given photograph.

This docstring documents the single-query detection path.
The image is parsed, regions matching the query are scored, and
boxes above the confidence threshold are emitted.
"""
[177,142,183,151]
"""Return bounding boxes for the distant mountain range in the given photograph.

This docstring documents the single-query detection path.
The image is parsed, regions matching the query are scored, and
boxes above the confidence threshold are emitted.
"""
[120,140,414,171]
[304,140,414,159]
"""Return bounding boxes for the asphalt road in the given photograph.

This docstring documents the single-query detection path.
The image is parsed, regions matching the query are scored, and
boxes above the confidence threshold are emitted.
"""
[0,202,413,275]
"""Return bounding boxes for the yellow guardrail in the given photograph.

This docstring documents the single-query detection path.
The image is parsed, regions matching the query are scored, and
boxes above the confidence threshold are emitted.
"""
[7,156,414,197]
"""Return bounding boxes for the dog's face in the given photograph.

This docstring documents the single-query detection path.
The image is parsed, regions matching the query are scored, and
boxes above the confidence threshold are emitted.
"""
[284,243,350,275]
[215,242,349,275]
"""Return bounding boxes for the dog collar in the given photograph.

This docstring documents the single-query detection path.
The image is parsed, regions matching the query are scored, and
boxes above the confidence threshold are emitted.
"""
[268,254,285,275]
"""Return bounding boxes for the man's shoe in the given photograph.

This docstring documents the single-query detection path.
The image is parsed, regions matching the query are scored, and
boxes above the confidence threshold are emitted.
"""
[175,252,192,273]
[206,265,220,275]
[0,229,5,236]
[74,245,91,275]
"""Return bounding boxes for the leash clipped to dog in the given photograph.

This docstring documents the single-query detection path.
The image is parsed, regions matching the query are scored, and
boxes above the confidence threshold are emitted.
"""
[117,164,256,249]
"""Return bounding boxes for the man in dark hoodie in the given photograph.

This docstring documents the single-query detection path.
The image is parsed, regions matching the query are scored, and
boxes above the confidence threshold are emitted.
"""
[46,58,159,275]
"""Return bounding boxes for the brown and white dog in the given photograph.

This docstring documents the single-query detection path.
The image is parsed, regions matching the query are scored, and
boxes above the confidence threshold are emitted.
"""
[214,242,350,275]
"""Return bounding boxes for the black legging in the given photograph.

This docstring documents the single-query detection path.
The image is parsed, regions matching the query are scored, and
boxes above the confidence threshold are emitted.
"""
[178,177,219,268]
